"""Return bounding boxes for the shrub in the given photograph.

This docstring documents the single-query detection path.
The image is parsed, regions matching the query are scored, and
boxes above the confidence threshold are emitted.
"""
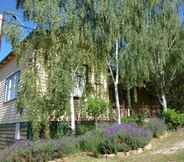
[0,136,80,162]
[86,97,109,126]
[103,124,152,150]
[121,115,145,126]
[145,118,167,137]
[122,116,138,124]
[76,123,95,135]
[50,122,72,138]
[98,139,131,154]
[79,129,104,157]
[0,124,153,161]
[162,109,184,129]
[98,139,117,154]
[0,141,54,162]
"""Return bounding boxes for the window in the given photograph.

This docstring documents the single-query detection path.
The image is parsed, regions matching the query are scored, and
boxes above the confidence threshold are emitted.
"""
[4,71,20,102]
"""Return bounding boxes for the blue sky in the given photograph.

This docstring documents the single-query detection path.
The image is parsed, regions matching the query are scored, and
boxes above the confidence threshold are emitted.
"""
[0,0,35,62]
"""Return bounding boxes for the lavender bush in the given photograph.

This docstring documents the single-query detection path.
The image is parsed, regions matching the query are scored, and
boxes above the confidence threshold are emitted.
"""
[145,118,167,137]
[0,124,153,161]
[103,124,153,150]
[0,137,80,162]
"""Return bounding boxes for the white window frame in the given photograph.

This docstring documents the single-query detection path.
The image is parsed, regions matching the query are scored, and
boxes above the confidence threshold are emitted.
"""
[4,71,20,102]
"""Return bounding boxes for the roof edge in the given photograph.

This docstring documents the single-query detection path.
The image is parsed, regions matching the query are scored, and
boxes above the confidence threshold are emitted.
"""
[0,52,15,66]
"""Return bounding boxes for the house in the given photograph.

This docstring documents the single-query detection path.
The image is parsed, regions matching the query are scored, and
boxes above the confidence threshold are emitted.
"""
[0,50,160,149]
[0,52,28,149]
[0,51,110,148]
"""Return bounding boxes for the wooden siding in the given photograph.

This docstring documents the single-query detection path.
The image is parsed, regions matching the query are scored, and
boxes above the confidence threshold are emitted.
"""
[0,123,15,149]
[0,56,20,124]
[0,123,28,150]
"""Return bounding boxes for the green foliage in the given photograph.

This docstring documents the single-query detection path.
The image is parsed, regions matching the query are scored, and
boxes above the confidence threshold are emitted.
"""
[76,123,95,135]
[15,0,93,139]
[168,72,184,112]
[98,137,131,154]
[80,124,153,155]
[0,124,154,161]
[5,0,184,139]
[145,1,184,107]
[0,137,80,162]
[121,115,145,126]
[50,122,72,138]
[1,142,54,162]
[162,109,184,130]
[86,97,109,119]
[79,129,104,157]
[145,118,167,137]
[98,138,118,154]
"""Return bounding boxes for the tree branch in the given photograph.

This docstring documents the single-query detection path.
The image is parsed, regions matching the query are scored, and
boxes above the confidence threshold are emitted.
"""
[106,58,115,84]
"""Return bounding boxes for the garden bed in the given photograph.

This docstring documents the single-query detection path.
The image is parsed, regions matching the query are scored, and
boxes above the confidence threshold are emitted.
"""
[0,114,183,162]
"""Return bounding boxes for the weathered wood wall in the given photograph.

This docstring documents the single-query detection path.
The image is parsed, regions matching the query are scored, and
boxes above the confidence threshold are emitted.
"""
[0,54,21,124]
[0,123,27,150]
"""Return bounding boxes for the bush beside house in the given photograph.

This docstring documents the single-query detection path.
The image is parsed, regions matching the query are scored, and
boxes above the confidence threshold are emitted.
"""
[0,123,154,161]
[162,109,184,129]
[1,109,183,162]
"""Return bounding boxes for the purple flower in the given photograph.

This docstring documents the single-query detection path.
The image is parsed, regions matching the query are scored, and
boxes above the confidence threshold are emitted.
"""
[104,123,152,139]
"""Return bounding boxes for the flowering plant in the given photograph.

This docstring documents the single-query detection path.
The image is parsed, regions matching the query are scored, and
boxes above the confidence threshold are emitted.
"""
[103,123,152,149]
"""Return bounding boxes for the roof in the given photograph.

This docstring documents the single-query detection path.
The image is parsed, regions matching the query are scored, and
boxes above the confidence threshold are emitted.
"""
[0,52,15,68]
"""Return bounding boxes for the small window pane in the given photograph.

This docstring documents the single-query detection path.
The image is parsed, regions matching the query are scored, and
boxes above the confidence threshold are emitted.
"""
[4,71,20,102]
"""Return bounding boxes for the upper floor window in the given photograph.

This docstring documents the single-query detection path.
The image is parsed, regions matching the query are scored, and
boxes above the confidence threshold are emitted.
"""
[4,71,20,102]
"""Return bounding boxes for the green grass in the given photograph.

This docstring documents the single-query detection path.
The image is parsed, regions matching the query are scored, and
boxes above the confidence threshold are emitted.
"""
[62,129,184,162]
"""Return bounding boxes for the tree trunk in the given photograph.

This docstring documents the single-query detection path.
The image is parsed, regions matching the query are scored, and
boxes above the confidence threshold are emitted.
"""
[114,83,121,124]
[107,39,121,124]
[161,93,167,112]
[127,88,132,117]
[70,93,75,132]
[115,40,121,124]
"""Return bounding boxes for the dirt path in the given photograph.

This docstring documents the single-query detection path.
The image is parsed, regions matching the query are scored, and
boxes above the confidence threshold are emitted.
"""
[153,141,184,155]
[123,129,184,162]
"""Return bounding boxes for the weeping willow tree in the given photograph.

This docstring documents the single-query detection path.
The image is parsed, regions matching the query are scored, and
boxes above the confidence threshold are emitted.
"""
[75,0,126,124]
[6,0,94,138]
[119,0,153,115]
[145,0,184,112]
[5,0,184,137]
[79,0,156,123]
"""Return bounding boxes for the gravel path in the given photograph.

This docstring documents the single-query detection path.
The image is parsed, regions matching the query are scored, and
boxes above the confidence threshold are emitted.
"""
[153,141,184,155]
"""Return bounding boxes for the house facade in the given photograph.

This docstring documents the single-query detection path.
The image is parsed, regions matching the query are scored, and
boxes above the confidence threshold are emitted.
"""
[0,52,110,149]
[0,53,27,149]
[0,51,160,149]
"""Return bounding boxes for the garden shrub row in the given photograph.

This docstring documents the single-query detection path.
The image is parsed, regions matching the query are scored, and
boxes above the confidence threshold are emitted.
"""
[79,123,153,156]
[0,117,169,162]
[0,137,80,162]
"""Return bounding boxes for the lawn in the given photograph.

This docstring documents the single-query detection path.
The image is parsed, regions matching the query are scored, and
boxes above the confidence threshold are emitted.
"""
[62,129,184,162]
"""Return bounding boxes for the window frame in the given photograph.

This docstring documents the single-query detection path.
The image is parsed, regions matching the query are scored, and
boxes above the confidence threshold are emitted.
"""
[4,70,20,103]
